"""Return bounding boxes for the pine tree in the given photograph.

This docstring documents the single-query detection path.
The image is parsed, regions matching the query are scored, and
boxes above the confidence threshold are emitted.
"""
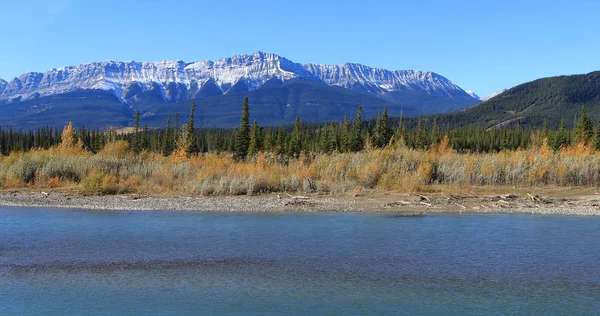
[248,120,262,156]
[289,116,302,158]
[575,106,594,144]
[348,105,364,152]
[234,97,251,160]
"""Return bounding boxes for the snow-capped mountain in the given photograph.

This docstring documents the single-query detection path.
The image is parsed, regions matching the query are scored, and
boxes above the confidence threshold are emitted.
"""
[303,62,467,97]
[465,90,480,100]
[0,52,476,105]
[481,89,507,102]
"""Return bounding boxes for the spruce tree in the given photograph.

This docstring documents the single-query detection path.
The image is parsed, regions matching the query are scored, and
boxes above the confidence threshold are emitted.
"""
[162,115,172,156]
[321,122,336,152]
[132,111,141,154]
[553,120,568,150]
[595,120,600,150]
[341,114,350,152]
[263,129,273,152]
[575,106,594,144]
[289,116,302,158]
[416,116,429,149]
[348,105,364,152]
[372,107,392,148]
[141,124,148,151]
[431,117,439,145]
[173,113,180,148]
[275,126,285,155]
[248,120,262,156]
[234,97,251,160]
[327,121,337,152]
[180,102,198,156]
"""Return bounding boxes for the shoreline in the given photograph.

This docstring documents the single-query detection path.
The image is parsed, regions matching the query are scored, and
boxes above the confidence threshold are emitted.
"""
[1,190,600,216]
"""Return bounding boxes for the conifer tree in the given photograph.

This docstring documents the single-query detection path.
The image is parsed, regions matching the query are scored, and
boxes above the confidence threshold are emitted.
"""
[180,102,198,156]
[173,113,180,147]
[162,115,172,156]
[263,129,273,152]
[575,106,594,144]
[372,107,392,148]
[348,105,364,152]
[431,117,439,145]
[132,110,141,154]
[553,120,568,150]
[595,120,600,150]
[321,122,336,152]
[289,116,302,158]
[248,120,262,156]
[328,121,337,152]
[275,126,285,155]
[341,114,350,152]
[234,97,251,160]
[141,124,149,151]
[399,121,407,146]
[416,116,429,149]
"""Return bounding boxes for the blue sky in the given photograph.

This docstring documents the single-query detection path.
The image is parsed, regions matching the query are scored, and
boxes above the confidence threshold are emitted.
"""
[0,0,598,97]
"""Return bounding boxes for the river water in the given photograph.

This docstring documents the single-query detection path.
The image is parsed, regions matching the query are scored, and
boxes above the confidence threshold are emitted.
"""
[1,207,599,315]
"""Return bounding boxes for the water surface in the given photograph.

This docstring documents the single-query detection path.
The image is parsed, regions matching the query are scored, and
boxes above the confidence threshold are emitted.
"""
[1,207,599,315]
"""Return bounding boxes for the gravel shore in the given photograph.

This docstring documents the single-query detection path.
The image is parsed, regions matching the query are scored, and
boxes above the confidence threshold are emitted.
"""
[1,190,600,215]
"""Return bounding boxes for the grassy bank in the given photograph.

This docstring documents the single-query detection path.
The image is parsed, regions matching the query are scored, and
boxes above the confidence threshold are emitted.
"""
[1,136,600,197]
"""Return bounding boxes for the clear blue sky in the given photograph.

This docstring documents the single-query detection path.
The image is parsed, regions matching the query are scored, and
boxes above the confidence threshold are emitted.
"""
[0,0,598,96]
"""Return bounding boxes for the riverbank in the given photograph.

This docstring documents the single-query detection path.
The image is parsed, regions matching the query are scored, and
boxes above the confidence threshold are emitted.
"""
[1,188,600,215]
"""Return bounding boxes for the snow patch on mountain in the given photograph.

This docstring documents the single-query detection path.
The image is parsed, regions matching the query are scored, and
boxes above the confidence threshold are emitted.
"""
[0,79,7,95]
[482,89,507,101]
[0,52,475,104]
[465,90,480,100]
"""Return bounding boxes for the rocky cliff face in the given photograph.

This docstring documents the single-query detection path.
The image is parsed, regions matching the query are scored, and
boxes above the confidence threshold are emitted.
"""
[0,52,476,105]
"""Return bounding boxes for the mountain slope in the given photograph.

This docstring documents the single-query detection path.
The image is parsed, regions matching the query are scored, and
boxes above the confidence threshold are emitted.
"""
[432,71,600,129]
[0,79,418,129]
[0,90,132,129]
[147,78,419,128]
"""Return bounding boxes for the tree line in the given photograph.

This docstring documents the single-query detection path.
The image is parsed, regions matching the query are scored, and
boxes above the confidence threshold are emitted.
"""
[1,99,599,157]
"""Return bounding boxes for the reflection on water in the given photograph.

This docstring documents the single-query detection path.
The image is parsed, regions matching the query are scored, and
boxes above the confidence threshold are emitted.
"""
[1,207,599,315]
